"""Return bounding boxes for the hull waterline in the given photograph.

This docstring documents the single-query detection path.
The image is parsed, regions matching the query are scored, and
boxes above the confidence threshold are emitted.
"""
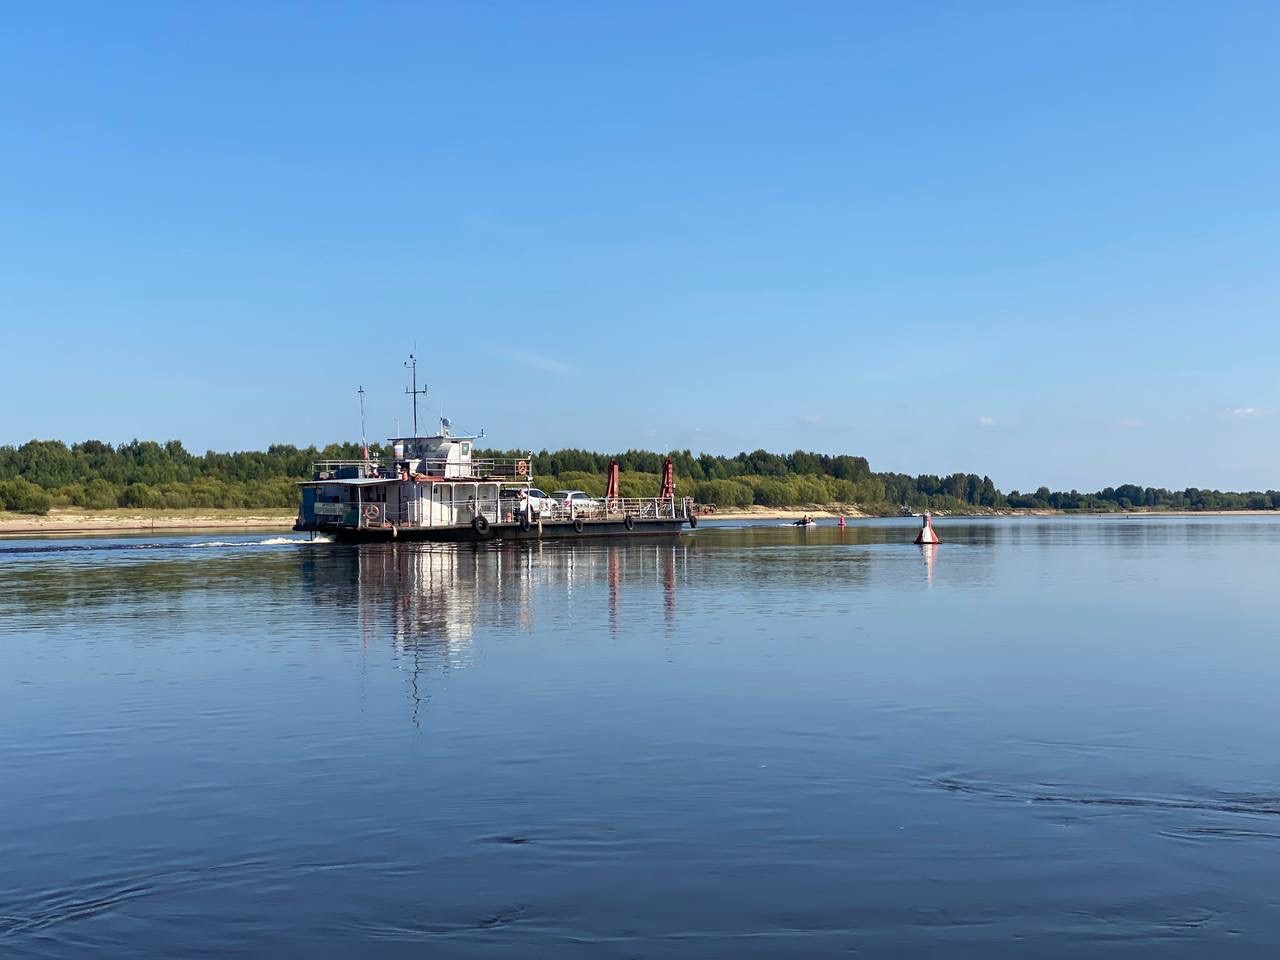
[295,516,688,543]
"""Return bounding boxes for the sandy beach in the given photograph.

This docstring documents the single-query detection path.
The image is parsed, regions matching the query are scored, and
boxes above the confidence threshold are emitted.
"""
[0,509,298,538]
[701,506,870,521]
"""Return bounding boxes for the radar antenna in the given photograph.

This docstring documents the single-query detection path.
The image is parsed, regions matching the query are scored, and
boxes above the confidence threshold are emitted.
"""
[404,353,428,436]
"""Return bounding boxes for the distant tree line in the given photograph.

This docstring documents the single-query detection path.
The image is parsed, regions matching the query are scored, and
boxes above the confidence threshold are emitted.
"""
[0,439,369,516]
[0,438,1276,516]
[1003,484,1280,513]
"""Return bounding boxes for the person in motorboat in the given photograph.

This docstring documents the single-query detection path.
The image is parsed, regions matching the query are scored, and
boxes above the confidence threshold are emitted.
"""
[792,514,815,526]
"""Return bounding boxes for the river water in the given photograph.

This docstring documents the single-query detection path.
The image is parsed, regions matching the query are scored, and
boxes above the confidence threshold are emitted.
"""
[2,517,1278,957]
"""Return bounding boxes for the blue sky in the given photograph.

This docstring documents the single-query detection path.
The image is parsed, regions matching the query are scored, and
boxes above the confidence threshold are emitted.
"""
[2,2,1277,491]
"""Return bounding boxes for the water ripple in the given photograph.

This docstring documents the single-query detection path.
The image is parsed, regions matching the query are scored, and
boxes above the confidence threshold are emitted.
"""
[0,860,268,939]
[928,776,1280,817]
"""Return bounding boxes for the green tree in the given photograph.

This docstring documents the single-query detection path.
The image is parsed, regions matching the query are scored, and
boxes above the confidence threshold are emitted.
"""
[0,478,53,515]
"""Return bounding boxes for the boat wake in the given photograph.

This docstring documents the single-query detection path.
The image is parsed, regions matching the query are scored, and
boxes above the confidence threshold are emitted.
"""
[0,537,322,557]
[188,537,314,548]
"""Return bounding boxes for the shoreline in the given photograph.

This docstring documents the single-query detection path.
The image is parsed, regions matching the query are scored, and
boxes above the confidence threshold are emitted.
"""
[0,509,297,538]
[3,506,1278,539]
[701,507,869,521]
[705,508,1280,521]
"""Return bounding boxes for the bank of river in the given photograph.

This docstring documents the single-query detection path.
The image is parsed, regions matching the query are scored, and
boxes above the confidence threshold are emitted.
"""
[5,505,1278,537]
[0,508,296,538]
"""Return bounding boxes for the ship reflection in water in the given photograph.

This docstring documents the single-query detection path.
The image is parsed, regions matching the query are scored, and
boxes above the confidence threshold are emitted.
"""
[324,540,689,642]
[294,523,988,723]
[301,540,691,720]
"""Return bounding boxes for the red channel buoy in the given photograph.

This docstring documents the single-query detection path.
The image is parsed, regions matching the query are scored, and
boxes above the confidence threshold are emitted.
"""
[914,513,940,545]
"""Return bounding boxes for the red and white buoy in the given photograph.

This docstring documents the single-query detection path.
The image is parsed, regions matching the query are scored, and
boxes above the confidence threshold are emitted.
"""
[914,512,940,545]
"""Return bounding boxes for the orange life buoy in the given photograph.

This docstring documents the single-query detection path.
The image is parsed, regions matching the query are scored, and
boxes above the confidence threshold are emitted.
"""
[516,459,529,477]
[362,504,380,521]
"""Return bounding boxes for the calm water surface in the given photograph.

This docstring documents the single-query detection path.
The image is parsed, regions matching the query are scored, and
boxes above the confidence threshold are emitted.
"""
[2,518,1279,957]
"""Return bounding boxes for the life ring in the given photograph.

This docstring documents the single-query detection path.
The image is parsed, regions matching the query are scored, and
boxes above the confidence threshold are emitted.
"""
[515,459,529,477]
[623,514,635,531]
[472,515,490,536]
[362,504,380,522]
[572,518,584,534]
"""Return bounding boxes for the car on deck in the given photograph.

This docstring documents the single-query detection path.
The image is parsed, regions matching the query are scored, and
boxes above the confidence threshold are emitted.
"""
[550,489,600,513]
[499,487,557,516]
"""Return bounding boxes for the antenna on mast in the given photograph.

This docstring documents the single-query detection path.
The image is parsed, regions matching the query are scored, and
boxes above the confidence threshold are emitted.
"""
[404,353,428,436]
[357,385,368,461]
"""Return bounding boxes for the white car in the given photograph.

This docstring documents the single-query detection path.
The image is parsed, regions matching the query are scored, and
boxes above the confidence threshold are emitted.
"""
[524,488,556,514]
[500,487,557,516]
[551,490,600,513]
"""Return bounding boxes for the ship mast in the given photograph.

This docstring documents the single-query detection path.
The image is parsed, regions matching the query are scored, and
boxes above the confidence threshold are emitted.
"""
[357,385,368,460]
[404,353,428,436]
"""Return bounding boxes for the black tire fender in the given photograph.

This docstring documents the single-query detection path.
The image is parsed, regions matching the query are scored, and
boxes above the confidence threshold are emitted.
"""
[623,514,635,531]
[573,517,585,534]
[689,514,698,528]
[472,515,490,536]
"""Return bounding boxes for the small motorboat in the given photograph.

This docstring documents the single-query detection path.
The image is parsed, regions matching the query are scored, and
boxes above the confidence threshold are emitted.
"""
[791,517,817,527]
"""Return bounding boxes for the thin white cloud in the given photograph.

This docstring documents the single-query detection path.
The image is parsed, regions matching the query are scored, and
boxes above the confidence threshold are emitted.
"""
[502,349,580,379]
[1227,407,1262,418]
[799,413,824,426]
[978,416,996,428]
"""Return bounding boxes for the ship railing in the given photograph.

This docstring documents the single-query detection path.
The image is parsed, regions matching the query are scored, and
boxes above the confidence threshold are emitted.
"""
[353,497,512,529]
[311,457,534,481]
[312,459,392,480]
[541,496,688,522]
[462,457,535,480]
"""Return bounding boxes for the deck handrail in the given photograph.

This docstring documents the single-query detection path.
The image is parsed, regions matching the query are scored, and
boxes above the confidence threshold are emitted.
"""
[311,456,535,481]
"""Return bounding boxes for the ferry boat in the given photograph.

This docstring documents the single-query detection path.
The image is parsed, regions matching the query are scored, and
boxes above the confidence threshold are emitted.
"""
[293,361,695,543]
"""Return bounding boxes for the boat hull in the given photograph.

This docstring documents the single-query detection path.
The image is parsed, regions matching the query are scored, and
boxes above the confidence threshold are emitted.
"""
[294,517,688,543]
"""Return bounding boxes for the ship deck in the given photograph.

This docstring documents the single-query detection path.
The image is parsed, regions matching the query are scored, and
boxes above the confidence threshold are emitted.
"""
[295,515,689,543]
